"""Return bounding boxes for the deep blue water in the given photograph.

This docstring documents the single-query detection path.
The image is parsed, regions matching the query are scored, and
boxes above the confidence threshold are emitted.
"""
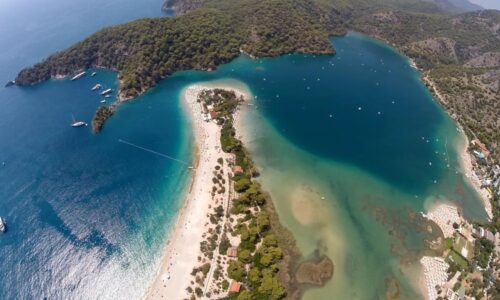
[0,70,193,298]
[169,34,485,211]
[230,36,445,194]
[0,1,186,299]
[0,1,487,299]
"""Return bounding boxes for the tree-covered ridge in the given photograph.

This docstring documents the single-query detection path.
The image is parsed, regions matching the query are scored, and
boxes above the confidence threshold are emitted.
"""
[205,0,334,57]
[163,0,208,15]
[15,0,333,101]
[16,10,242,100]
[351,10,500,64]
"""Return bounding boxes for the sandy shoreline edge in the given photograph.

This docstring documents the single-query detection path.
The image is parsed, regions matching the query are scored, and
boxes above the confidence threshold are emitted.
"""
[423,74,492,220]
[417,73,494,300]
[144,82,250,300]
[456,132,493,219]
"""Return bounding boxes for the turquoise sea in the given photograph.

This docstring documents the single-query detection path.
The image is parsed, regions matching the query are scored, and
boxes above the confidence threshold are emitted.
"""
[0,1,488,299]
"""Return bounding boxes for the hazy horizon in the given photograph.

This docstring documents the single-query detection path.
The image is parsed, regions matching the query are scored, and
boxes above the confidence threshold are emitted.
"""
[469,0,500,10]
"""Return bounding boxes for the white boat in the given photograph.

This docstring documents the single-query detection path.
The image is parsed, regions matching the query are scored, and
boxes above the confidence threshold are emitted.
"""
[70,71,86,81]
[105,95,111,98]
[100,99,106,103]
[91,72,97,77]
[71,121,87,127]
[0,217,6,233]
[91,84,102,91]
[101,88,113,95]
[409,60,418,70]
[71,115,87,127]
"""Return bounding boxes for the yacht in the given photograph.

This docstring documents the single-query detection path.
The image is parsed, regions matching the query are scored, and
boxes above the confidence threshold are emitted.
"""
[71,121,87,127]
[71,115,87,127]
[101,88,113,95]
[91,72,97,77]
[104,94,111,98]
[91,84,102,91]
[100,99,106,103]
[70,71,86,81]
[0,217,6,233]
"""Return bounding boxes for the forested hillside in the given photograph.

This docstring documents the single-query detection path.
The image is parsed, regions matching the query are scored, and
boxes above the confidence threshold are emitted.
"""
[15,0,333,101]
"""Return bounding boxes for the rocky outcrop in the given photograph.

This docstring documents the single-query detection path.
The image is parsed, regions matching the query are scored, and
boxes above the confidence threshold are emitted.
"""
[409,37,459,64]
[371,11,401,25]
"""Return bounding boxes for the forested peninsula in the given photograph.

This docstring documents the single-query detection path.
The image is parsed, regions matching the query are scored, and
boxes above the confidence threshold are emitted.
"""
[15,0,334,101]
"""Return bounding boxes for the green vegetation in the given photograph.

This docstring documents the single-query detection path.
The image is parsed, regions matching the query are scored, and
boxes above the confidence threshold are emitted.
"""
[443,237,454,249]
[474,237,494,269]
[234,177,251,193]
[198,89,295,299]
[219,234,231,254]
[228,260,247,281]
[446,250,469,270]
[428,65,500,160]
[489,194,500,233]
[17,10,242,99]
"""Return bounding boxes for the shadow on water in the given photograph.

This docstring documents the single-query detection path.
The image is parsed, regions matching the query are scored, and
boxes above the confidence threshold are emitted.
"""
[36,199,120,259]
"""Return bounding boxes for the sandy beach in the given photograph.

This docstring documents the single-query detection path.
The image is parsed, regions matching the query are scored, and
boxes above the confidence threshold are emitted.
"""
[419,202,459,300]
[423,74,492,219]
[417,73,494,300]
[144,83,249,300]
[457,133,493,219]
[423,202,462,239]
[419,256,449,300]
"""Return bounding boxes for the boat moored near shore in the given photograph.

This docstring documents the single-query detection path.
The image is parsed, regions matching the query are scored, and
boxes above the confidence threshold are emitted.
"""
[101,88,113,95]
[70,71,86,81]
[91,84,102,91]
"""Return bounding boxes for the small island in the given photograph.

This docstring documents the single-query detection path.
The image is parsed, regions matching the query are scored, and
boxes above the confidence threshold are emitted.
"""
[91,106,114,133]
